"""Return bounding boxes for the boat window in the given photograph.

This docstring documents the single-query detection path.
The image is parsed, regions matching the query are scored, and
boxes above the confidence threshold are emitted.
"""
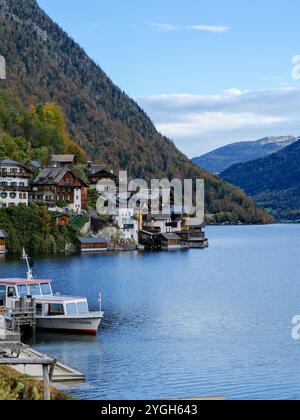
[28,284,41,296]
[0,286,6,306]
[40,283,52,296]
[66,303,77,316]
[7,287,16,298]
[36,303,43,316]
[77,302,88,315]
[17,285,28,297]
[48,304,64,316]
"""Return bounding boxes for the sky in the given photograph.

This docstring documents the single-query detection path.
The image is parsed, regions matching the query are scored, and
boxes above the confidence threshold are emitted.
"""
[38,0,300,157]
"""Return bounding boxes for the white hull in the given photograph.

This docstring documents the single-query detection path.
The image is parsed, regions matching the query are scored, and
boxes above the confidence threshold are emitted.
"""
[36,312,104,335]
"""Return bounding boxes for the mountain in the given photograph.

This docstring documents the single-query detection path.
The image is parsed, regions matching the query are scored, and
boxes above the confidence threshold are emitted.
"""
[0,0,273,224]
[220,139,300,221]
[192,136,297,174]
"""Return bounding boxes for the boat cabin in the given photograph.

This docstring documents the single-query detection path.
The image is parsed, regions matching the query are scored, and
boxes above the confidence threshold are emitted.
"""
[35,296,90,318]
[0,279,53,307]
[0,279,90,318]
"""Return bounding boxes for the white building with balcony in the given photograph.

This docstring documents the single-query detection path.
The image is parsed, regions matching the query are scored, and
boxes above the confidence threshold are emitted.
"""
[0,159,32,207]
[115,208,139,243]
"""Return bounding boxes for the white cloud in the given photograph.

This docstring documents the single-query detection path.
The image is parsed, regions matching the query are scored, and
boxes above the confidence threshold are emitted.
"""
[150,23,231,34]
[136,87,300,157]
[157,112,286,138]
[187,25,231,33]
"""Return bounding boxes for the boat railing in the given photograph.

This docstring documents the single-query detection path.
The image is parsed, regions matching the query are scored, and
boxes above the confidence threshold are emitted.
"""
[6,306,36,317]
[5,298,37,332]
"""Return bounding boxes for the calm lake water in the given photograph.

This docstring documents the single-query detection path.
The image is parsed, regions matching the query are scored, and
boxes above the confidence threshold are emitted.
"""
[1,225,300,400]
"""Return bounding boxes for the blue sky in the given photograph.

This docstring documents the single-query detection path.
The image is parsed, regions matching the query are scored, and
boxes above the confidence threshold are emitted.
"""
[38,0,300,157]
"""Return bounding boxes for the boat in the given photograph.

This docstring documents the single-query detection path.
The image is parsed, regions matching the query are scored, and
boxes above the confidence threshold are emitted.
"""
[0,249,104,335]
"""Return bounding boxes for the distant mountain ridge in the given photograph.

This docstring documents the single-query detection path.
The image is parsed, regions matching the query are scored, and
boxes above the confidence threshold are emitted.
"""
[192,136,298,174]
[220,139,300,221]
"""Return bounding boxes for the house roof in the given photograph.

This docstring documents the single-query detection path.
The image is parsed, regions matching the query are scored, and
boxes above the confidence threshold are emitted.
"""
[160,233,181,241]
[79,237,108,244]
[29,160,43,169]
[0,230,7,238]
[51,154,76,164]
[139,230,160,237]
[33,167,88,186]
[146,214,171,222]
[0,159,33,173]
[86,164,115,178]
[185,218,205,227]
[0,159,19,165]
[54,213,70,219]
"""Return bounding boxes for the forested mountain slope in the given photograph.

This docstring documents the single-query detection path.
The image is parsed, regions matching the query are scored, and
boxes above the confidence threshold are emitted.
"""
[0,0,273,223]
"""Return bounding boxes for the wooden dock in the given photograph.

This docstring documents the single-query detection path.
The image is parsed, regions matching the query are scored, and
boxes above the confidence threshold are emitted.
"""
[0,315,85,385]
[12,347,85,383]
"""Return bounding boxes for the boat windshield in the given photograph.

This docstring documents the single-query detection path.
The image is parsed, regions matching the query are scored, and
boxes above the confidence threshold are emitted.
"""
[28,284,42,296]
[40,283,52,296]
[77,301,89,314]
[16,283,52,297]
[17,285,28,297]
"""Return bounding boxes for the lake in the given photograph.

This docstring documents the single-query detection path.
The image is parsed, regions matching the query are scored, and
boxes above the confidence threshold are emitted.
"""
[1,224,300,400]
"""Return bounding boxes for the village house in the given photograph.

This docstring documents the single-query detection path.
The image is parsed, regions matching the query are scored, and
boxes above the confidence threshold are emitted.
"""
[51,154,76,167]
[114,208,139,243]
[143,214,182,234]
[177,217,209,248]
[78,237,108,253]
[0,230,7,254]
[55,213,70,226]
[0,159,32,207]
[30,166,88,213]
[86,163,118,190]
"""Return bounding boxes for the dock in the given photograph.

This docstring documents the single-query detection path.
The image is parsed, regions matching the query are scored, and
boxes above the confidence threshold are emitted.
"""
[0,315,84,400]
[10,347,85,383]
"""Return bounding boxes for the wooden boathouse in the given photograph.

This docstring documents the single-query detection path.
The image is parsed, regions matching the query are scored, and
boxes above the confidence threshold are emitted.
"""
[78,236,108,252]
[160,233,181,250]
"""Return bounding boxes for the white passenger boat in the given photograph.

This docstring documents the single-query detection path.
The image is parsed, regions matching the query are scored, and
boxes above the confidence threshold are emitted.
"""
[0,249,104,335]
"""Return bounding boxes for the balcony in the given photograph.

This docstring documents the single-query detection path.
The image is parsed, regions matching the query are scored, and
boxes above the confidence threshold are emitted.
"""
[0,171,30,178]
[0,186,30,192]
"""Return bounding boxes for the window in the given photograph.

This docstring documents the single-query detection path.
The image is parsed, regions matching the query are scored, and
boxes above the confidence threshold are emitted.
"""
[0,285,6,306]
[40,283,52,296]
[7,287,16,298]
[17,285,28,297]
[28,284,41,296]
[77,302,88,315]
[48,304,64,316]
[36,303,43,316]
[66,303,77,315]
